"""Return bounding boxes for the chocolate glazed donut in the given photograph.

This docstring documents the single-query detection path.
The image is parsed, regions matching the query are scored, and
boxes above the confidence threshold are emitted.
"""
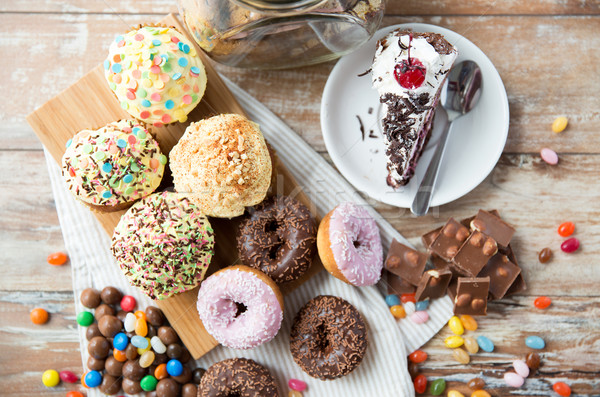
[290,295,368,380]
[237,196,317,284]
[198,358,279,397]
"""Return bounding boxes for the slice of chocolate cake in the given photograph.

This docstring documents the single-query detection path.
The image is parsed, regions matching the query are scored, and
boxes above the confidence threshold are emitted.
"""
[372,29,457,187]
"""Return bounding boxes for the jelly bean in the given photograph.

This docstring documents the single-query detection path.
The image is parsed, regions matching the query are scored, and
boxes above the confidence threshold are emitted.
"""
[561,238,579,253]
[513,359,530,378]
[76,311,94,327]
[113,332,129,351]
[385,294,400,307]
[414,374,427,394]
[124,312,136,332]
[42,369,60,387]
[525,335,545,349]
[134,310,147,321]
[288,378,307,392]
[468,377,485,390]
[408,350,428,364]
[526,352,541,370]
[459,315,478,331]
[120,295,136,312]
[404,302,416,316]
[553,381,571,396]
[30,308,49,325]
[558,221,575,237]
[59,370,78,383]
[504,372,524,388]
[131,335,149,349]
[408,362,419,379]
[151,335,167,354]
[534,296,552,309]
[430,378,446,395]
[113,348,127,362]
[452,348,470,364]
[551,116,568,133]
[139,350,155,368]
[166,359,183,376]
[416,300,429,311]
[476,336,494,352]
[135,317,148,337]
[464,337,479,354]
[448,316,464,335]
[47,252,68,266]
[410,311,429,324]
[66,392,84,397]
[447,391,465,397]
[140,375,158,391]
[401,293,416,304]
[84,370,102,388]
[471,391,491,397]
[444,335,464,348]
[288,391,303,397]
[538,248,553,263]
[390,305,406,319]
[154,363,168,380]
[540,148,558,165]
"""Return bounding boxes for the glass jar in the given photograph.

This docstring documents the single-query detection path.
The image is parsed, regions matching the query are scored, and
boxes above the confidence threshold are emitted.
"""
[177,0,385,69]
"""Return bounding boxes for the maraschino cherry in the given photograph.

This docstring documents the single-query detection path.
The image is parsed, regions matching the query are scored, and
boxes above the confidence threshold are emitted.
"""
[394,34,426,89]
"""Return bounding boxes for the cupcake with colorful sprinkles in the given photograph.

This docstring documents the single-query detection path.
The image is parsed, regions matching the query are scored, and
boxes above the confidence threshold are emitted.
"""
[111,192,215,300]
[104,25,207,127]
[61,119,165,212]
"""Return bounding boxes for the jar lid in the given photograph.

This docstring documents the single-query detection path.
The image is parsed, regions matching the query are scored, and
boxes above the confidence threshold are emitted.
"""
[235,0,323,11]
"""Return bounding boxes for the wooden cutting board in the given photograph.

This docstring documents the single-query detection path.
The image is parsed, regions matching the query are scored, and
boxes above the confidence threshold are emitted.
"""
[27,13,323,359]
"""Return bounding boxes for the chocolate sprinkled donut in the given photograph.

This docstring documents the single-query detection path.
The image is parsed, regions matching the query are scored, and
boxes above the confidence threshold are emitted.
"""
[198,358,279,397]
[237,196,317,284]
[290,295,368,380]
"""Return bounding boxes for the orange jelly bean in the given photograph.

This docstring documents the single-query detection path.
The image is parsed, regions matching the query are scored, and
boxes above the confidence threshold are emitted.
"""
[557,222,575,237]
[534,296,552,309]
[134,310,147,321]
[154,363,168,380]
[66,392,84,397]
[113,348,127,362]
[553,382,571,396]
[30,308,49,324]
[459,315,478,331]
[471,391,491,397]
[135,317,148,337]
[390,305,406,319]
[47,252,68,266]
[408,350,428,363]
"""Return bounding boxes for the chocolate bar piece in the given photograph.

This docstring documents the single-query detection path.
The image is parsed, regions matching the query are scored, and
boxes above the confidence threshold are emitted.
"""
[384,239,428,286]
[452,231,498,277]
[479,254,521,300]
[454,277,490,315]
[421,227,441,250]
[430,218,470,261]
[471,209,515,247]
[385,271,416,295]
[415,269,452,302]
[500,244,527,296]
[447,278,458,301]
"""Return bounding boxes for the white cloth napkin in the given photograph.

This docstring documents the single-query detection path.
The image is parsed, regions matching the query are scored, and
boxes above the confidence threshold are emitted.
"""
[44,77,453,396]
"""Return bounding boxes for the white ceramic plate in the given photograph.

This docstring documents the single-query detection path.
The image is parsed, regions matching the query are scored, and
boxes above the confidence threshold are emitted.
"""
[320,23,509,208]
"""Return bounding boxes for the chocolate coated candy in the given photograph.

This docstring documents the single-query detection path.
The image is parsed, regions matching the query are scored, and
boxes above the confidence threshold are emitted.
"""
[100,374,122,395]
[104,356,124,377]
[146,306,165,327]
[98,315,123,338]
[156,378,181,397]
[122,359,147,381]
[94,303,115,320]
[181,383,198,397]
[88,336,110,359]
[158,326,179,345]
[166,343,182,359]
[192,367,206,384]
[100,286,122,305]
[80,288,101,308]
[126,343,139,360]
[172,366,192,384]
[87,356,105,371]
[179,348,191,364]
[122,378,143,394]
[86,323,102,341]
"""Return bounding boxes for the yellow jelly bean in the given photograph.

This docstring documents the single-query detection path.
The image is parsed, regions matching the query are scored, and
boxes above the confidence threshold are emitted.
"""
[459,315,478,331]
[135,317,148,337]
[452,348,470,364]
[139,350,155,368]
[447,391,465,397]
[42,369,60,387]
[390,305,406,319]
[448,316,464,335]
[552,116,568,133]
[445,335,464,348]
[464,336,479,354]
[471,391,491,397]
[288,391,303,397]
[137,338,152,355]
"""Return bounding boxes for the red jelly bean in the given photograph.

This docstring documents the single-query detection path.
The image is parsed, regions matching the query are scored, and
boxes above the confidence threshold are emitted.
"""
[59,370,78,383]
[561,238,580,253]
[414,374,427,394]
[120,295,136,312]
[553,381,571,396]
[408,350,428,364]
[401,293,416,304]
[288,378,307,392]
[557,222,575,237]
[534,296,552,309]
[47,252,68,266]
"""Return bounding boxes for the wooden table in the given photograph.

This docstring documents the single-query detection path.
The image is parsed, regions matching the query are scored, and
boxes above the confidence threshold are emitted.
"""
[1,1,599,396]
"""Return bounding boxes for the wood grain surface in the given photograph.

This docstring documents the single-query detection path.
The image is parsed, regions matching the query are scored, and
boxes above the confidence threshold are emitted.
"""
[1,1,599,396]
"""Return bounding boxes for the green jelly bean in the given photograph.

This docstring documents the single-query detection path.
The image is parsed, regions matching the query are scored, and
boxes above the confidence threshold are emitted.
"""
[430,378,446,395]
[76,311,94,326]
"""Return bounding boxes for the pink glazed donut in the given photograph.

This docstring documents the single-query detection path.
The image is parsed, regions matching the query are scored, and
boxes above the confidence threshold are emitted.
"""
[196,265,284,349]
[317,202,383,286]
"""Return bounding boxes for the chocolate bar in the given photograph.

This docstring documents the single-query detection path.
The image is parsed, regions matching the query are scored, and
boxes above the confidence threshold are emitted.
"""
[430,218,470,261]
[471,209,515,247]
[421,227,441,250]
[478,254,521,300]
[452,231,498,276]
[415,269,452,302]
[500,244,527,295]
[454,277,490,315]
[384,239,428,286]
[385,271,416,295]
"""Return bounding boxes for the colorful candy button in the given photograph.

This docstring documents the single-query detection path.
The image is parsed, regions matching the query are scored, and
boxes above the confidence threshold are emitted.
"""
[30,308,49,325]
[42,369,60,387]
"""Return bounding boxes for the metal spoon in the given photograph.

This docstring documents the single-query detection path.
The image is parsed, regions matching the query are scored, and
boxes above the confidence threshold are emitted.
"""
[410,60,483,216]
